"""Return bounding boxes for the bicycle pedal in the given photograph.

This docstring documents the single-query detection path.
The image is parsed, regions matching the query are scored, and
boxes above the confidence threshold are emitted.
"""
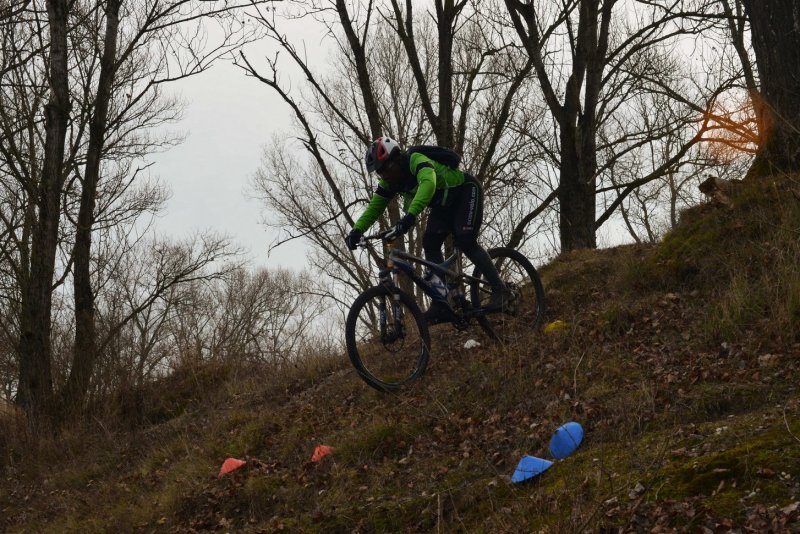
[453,318,469,331]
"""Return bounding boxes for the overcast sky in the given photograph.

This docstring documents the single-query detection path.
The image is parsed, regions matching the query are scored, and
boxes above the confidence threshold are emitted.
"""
[144,5,647,273]
[147,14,326,272]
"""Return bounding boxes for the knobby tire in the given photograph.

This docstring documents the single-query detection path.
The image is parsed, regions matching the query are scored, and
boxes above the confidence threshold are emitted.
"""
[345,285,431,392]
[470,247,546,342]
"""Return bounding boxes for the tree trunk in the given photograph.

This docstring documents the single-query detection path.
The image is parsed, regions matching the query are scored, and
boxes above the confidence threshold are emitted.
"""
[505,0,612,252]
[435,0,456,148]
[742,0,800,175]
[558,123,597,250]
[721,0,762,142]
[17,0,70,419]
[62,0,122,415]
[557,0,604,251]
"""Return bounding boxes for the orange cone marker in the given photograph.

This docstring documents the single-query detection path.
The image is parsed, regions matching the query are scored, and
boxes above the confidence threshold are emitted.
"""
[218,457,247,477]
[311,445,334,462]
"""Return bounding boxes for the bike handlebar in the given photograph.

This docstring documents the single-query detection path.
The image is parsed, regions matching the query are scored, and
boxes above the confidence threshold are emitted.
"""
[357,228,397,248]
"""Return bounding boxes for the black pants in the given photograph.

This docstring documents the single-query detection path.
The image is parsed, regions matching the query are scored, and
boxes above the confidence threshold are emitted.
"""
[423,174,484,264]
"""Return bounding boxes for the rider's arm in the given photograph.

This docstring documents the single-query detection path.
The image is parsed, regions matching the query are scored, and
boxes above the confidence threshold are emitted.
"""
[353,182,394,232]
[405,154,437,216]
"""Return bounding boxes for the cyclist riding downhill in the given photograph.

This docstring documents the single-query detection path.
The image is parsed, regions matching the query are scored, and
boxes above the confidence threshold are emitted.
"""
[346,136,514,325]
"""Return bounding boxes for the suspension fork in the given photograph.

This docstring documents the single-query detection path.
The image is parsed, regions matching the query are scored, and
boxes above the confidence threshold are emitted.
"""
[387,243,406,335]
[378,241,405,341]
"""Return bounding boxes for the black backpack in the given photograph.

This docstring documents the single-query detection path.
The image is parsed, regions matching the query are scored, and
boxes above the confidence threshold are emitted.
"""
[406,145,461,169]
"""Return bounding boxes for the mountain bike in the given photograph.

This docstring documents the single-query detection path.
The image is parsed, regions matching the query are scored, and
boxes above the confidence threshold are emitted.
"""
[345,228,545,392]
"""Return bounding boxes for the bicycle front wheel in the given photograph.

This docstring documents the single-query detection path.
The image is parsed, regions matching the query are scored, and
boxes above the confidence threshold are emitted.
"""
[470,247,546,342]
[345,285,431,392]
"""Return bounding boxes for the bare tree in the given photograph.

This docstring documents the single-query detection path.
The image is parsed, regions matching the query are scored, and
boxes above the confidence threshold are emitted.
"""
[718,0,758,130]
[15,0,71,418]
[63,0,124,415]
[2,0,275,419]
[89,230,239,399]
[739,0,800,175]
[62,0,267,415]
[502,0,725,251]
[208,268,330,363]
[244,0,539,311]
[89,258,330,400]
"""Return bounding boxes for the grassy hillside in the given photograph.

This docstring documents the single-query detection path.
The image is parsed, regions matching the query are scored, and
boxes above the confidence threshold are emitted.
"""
[2,176,799,532]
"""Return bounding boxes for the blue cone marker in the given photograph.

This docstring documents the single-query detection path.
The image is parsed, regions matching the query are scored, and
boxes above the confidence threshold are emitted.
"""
[511,455,553,483]
[548,421,584,460]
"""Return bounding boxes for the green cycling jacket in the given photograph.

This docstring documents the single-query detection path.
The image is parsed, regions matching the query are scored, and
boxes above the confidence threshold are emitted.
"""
[353,152,465,232]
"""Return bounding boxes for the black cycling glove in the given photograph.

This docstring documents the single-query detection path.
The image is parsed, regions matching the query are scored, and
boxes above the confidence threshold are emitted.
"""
[386,213,417,239]
[346,228,364,250]
[387,213,416,239]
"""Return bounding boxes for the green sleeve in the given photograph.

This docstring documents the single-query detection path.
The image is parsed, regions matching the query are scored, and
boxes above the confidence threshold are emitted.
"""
[354,187,392,231]
[406,166,436,216]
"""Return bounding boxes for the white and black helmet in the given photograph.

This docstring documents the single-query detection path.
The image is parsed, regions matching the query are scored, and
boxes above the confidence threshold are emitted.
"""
[365,136,401,172]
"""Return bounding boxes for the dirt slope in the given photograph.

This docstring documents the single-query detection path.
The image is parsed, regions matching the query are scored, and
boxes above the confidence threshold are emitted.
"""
[2,178,800,533]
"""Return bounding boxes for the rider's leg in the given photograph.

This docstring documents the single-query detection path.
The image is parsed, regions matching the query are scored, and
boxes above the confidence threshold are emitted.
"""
[420,211,451,324]
[422,211,448,265]
[452,175,512,309]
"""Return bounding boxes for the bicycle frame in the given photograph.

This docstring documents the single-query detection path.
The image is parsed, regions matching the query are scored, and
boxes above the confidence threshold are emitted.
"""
[368,234,494,324]
[382,248,457,302]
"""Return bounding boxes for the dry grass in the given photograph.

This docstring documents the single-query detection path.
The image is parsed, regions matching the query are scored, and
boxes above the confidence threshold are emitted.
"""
[2,175,800,532]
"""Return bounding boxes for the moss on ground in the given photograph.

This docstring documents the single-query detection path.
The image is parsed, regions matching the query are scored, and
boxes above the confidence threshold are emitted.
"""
[4,175,800,532]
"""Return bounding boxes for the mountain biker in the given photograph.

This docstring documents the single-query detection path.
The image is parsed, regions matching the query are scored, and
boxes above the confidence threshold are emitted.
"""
[345,136,513,324]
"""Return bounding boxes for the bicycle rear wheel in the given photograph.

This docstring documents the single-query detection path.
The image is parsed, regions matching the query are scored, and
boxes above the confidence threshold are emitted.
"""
[345,286,431,392]
[470,247,546,342]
